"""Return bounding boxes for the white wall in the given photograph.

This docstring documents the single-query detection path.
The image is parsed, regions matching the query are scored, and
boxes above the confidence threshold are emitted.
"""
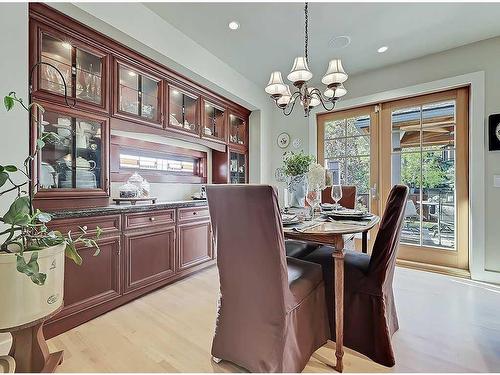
[270,36,500,279]
[0,2,28,356]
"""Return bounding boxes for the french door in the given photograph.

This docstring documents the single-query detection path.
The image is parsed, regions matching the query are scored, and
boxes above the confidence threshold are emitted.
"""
[317,105,380,250]
[380,88,469,270]
[317,87,469,270]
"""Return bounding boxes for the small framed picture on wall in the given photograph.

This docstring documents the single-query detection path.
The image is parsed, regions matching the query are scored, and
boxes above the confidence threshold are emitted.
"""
[489,114,500,151]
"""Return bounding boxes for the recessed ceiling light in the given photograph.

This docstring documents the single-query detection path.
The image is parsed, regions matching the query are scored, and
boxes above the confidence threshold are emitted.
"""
[61,42,72,50]
[128,71,137,77]
[330,35,351,49]
[228,21,240,30]
[172,90,179,95]
[377,46,388,53]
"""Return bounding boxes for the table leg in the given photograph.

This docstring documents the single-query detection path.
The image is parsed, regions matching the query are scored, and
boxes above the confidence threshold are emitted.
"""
[361,231,368,254]
[332,250,345,372]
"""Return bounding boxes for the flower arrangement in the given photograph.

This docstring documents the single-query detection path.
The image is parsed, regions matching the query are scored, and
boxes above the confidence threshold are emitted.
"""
[307,163,326,190]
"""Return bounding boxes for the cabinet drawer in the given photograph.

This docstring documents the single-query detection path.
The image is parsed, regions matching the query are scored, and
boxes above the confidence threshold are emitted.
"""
[124,209,175,230]
[178,207,209,222]
[49,215,121,238]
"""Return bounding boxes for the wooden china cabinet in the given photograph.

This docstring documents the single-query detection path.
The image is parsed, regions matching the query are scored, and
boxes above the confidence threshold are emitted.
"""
[28,3,250,338]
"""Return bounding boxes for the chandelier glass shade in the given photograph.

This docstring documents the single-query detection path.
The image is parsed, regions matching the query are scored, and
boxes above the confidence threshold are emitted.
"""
[264,2,348,117]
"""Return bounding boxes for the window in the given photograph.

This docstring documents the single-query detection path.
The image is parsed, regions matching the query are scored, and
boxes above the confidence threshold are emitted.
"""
[119,154,195,173]
[110,136,207,184]
[320,112,372,211]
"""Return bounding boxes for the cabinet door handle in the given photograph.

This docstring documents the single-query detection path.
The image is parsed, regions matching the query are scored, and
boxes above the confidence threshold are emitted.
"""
[149,217,155,221]
[193,211,197,215]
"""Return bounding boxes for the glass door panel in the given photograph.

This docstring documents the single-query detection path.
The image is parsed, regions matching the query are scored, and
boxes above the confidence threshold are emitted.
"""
[40,34,73,95]
[118,65,160,122]
[238,153,246,183]
[229,114,246,146]
[380,88,469,270]
[169,87,199,134]
[40,111,103,190]
[203,102,225,141]
[75,48,102,105]
[141,76,159,121]
[119,66,140,116]
[229,151,246,183]
[390,100,456,250]
[320,111,375,213]
[40,33,105,106]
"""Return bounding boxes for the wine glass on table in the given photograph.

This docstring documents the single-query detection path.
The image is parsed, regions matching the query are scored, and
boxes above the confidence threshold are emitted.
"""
[331,184,343,211]
[306,183,321,221]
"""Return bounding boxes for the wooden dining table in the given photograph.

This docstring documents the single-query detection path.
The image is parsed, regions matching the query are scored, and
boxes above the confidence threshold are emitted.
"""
[283,215,380,372]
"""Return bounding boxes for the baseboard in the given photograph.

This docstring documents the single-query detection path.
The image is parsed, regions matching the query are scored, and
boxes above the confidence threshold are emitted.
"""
[396,259,471,279]
[0,333,11,355]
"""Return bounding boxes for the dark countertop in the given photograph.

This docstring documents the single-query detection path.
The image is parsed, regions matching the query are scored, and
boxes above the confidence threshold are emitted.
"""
[49,199,208,219]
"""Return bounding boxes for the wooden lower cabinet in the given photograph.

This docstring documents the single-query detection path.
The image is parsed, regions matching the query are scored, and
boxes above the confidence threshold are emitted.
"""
[123,226,175,293]
[44,236,122,338]
[44,209,214,339]
[177,220,213,271]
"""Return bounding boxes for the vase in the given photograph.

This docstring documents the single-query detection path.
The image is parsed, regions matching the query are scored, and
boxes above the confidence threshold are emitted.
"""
[0,243,65,329]
[288,174,307,208]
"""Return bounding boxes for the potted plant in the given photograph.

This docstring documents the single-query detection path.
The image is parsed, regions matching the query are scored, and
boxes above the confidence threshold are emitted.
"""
[0,93,101,330]
[282,151,315,207]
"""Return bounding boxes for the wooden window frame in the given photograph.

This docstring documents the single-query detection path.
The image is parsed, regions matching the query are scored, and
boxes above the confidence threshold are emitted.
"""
[110,135,207,184]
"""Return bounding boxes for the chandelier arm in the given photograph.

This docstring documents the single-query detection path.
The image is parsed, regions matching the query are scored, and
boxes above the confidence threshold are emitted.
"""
[283,92,301,116]
[309,87,337,111]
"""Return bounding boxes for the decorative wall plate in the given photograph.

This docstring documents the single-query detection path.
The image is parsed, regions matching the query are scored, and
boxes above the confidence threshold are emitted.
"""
[292,138,302,149]
[277,132,290,148]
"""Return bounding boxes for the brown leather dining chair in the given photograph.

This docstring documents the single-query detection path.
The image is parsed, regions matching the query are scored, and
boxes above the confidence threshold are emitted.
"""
[286,185,357,258]
[301,184,409,367]
[206,184,330,373]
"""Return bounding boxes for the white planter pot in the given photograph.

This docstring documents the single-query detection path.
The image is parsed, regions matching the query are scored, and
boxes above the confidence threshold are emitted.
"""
[0,244,65,330]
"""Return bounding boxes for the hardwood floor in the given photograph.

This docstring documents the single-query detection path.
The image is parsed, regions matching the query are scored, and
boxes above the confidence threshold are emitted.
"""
[48,266,500,373]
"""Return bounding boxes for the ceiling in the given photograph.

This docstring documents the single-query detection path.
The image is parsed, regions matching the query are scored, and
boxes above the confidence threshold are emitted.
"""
[144,2,500,88]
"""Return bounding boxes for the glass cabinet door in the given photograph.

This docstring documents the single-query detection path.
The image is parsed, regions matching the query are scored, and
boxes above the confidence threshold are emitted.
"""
[168,87,199,135]
[40,33,104,106]
[75,49,102,105]
[118,65,161,122]
[40,111,104,190]
[229,114,247,146]
[229,151,246,184]
[203,101,225,141]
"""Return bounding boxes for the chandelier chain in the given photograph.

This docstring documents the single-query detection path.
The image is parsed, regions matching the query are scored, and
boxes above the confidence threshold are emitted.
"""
[304,2,309,63]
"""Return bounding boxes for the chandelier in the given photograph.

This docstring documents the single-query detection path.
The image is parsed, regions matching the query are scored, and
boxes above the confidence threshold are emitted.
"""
[264,2,348,117]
